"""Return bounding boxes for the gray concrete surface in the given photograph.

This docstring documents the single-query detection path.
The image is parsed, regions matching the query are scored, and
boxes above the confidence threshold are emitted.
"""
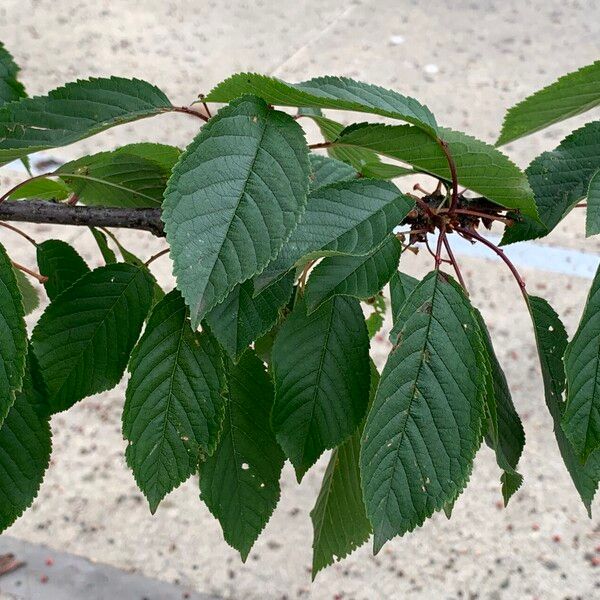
[0,1,599,599]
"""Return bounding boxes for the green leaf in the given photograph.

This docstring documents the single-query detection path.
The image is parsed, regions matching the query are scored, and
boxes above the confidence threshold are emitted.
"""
[361,271,485,552]
[271,295,370,480]
[0,77,172,163]
[309,154,357,190]
[305,235,401,313]
[56,143,179,208]
[0,41,26,107]
[200,350,284,560]
[310,362,379,578]
[528,295,599,514]
[123,290,226,513]
[0,240,27,423]
[0,354,51,532]
[7,178,70,201]
[89,227,117,264]
[389,270,418,328]
[502,121,600,244]
[254,179,414,293]
[163,95,310,328]
[36,239,90,300]
[586,169,600,237]
[562,263,600,462]
[366,311,384,339]
[31,263,154,413]
[204,272,294,362]
[13,269,40,316]
[206,73,437,135]
[473,309,525,504]
[336,124,537,219]
[497,60,600,146]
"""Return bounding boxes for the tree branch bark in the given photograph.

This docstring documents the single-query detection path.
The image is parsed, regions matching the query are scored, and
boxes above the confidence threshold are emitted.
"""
[0,200,164,237]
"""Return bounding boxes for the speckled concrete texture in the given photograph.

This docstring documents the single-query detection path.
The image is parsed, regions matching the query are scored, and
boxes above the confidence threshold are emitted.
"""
[0,1,599,599]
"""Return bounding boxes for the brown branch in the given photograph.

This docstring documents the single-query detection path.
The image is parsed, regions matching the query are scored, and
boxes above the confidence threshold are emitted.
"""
[12,261,48,284]
[0,200,164,237]
[442,235,468,292]
[437,139,459,213]
[0,221,37,246]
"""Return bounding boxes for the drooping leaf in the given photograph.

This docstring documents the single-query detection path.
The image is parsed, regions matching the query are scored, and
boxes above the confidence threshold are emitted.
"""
[13,269,40,316]
[206,73,438,135]
[305,235,401,313]
[528,295,599,514]
[0,240,27,423]
[0,41,26,107]
[124,290,226,513]
[361,271,485,552]
[7,178,70,201]
[562,264,600,462]
[163,95,310,328]
[0,77,173,163]
[56,143,179,208]
[89,227,117,264]
[36,239,90,300]
[309,154,357,190]
[586,169,600,237]
[204,272,294,362]
[0,354,51,532]
[389,270,419,327]
[473,309,525,505]
[502,121,600,244]
[336,124,538,219]
[310,362,379,578]
[366,311,384,339]
[497,60,600,146]
[271,295,370,480]
[31,263,154,413]
[254,179,414,293]
[200,350,284,560]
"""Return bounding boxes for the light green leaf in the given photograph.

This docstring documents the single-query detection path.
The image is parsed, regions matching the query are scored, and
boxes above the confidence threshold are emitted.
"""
[163,95,310,328]
[0,41,26,107]
[200,350,284,560]
[309,154,357,190]
[586,169,600,237]
[502,121,600,244]
[361,271,485,552]
[473,309,525,505]
[13,269,40,316]
[311,362,379,578]
[204,272,294,362]
[562,264,600,462]
[36,239,90,300]
[123,290,226,513]
[497,60,600,146]
[305,235,401,313]
[0,354,51,532]
[31,264,154,413]
[0,77,173,163]
[0,240,27,423]
[89,227,117,264]
[336,124,537,219]
[366,311,384,339]
[254,179,414,293]
[272,295,370,480]
[7,178,70,201]
[206,73,437,134]
[389,270,418,328]
[528,295,599,514]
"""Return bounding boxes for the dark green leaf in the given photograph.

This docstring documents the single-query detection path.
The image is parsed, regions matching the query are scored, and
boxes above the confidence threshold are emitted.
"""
[31,264,154,413]
[0,240,27,423]
[36,239,90,300]
[336,124,537,219]
[361,271,485,552]
[89,227,117,264]
[0,355,51,532]
[254,179,413,293]
[586,169,600,237]
[562,264,600,461]
[389,270,418,328]
[200,350,284,560]
[309,154,357,190]
[528,295,599,514]
[497,60,600,146]
[124,290,226,513]
[0,77,172,163]
[163,95,310,328]
[13,269,40,316]
[204,272,294,362]
[272,295,370,480]
[305,235,401,313]
[502,121,600,244]
[206,73,437,134]
[0,41,26,107]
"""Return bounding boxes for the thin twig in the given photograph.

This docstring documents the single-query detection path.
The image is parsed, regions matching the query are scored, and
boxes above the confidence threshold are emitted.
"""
[144,248,170,267]
[172,106,210,122]
[442,235,468,292]
[0,221,37,246]
[308,141,333,150]
[440,207,513,225]
[434,224,447,267]
[437,139,459,213]
[11,261,48,284]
